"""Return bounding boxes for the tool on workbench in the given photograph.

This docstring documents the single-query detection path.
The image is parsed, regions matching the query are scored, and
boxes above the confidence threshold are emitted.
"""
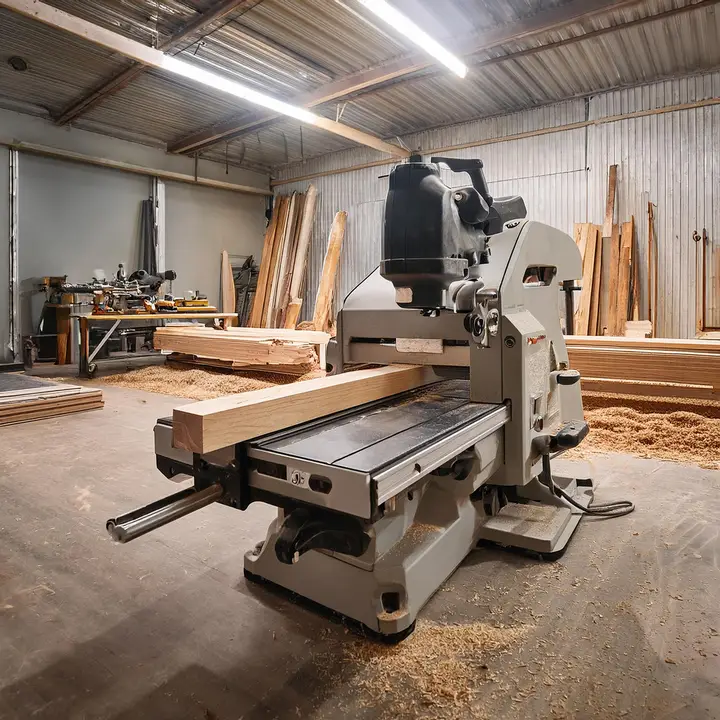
[108,155,633,641]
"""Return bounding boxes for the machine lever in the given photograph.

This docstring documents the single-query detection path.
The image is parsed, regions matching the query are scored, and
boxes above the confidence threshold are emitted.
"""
[274,508,370,564]
[106,483,223,543]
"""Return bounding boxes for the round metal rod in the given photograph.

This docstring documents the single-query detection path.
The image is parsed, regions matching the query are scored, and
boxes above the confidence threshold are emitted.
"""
[106,483,223,543]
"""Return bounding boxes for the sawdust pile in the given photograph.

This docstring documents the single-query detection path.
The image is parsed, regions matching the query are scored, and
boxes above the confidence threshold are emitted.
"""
[99,364,324,400]
[344,621,528,719]
[569,393,720,469]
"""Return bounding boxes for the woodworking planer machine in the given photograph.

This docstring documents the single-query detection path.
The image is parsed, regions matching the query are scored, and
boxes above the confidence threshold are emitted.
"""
[107,155,626,641]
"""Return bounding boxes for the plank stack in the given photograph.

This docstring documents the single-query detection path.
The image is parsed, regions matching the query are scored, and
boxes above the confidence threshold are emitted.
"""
[249,185,347,333]
[572,166,644,337]
[249,185,319,329]
[566,335,720,399]
[0,379,104,426]
[154,326,330,376]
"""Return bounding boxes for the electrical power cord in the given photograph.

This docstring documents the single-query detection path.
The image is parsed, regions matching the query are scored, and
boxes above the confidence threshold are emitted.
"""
[541,454,635,518]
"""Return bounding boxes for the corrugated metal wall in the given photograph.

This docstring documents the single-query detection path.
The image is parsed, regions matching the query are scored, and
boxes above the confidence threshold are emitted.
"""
[588,73,720,336]
[276,71,720,338]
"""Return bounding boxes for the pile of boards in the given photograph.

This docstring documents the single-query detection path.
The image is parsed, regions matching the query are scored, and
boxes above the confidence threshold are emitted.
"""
[0,376,103,426]
[154,326,330,376]
[573,218,641,337]
[249,184,347,334]
[573,165,651,338]
[249,185,317,330]
[567,335,720,399]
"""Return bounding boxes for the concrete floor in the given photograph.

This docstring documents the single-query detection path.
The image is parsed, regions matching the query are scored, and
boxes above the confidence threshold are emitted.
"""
[1,385,719,720]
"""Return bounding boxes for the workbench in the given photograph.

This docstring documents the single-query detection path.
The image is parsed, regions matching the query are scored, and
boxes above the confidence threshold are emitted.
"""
[74,312,238,378]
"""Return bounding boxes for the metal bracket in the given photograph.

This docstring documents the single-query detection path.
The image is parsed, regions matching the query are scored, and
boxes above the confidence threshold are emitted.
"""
[468,288,499,348]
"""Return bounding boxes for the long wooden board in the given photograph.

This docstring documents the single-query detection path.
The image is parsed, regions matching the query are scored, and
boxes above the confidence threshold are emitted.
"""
[167,353,315,376]
[249,212,279,327]
[0,401,104,426]
[589,224,603,335]
[313,211,347,333]
[614,220,633,336]
[158,325,330,344]
[154,329,315,366]
[606,224,621,335]
[575,224,597,335]
[172,364,435,453]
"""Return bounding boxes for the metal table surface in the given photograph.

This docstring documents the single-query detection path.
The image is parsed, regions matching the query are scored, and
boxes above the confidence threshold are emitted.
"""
[251,379,504,476]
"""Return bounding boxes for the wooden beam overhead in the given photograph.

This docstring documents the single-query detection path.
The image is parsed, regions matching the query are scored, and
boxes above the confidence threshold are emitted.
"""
[54,0,261,126]
[168,0,649,154]
[0,0,409,159]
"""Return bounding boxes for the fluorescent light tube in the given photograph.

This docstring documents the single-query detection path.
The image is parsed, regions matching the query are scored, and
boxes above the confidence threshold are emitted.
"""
[358,0,467,78]
[160,55,318,124]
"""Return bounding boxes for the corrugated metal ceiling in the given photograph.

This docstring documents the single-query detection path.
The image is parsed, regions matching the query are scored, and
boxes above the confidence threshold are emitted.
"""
[0,0,718,172]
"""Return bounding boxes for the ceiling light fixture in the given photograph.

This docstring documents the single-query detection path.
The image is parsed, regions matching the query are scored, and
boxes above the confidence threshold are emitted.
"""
[159,55,318,124]
[357,0,467,78]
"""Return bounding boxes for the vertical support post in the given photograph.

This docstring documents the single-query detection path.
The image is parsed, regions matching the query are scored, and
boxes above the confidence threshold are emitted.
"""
[8,149,19,362]
[153,177,166,274]
[79,316,89,377]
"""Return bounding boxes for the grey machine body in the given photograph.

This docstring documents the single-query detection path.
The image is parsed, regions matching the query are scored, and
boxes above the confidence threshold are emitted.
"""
[109,160,593,640]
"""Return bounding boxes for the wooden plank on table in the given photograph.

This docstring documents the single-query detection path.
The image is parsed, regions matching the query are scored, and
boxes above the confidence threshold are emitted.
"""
[158,325,330,344]
[313,211,347,333]
[167,353,315,376]
[248,210,279,328]
[602,164,618,238]
[173,364,435,453]
[606,224,621,335]
[221,250,236,326]
[574,224,597,335]
[154,329,316,366]
[615,219,633,336]
[568,346,719,387]
[565,335,720,353]
[589,224,603,335]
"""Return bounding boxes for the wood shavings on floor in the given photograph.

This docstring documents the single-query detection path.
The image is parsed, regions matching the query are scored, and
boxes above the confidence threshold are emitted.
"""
[568,392,720,469]
[342,621,528,719]
[97,364,325,400]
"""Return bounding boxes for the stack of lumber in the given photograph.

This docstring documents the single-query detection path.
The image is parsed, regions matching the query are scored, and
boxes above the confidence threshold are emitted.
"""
[566,336,720,398]
[0,378,103,426]
[573,218,638,336]
[154,326,330,375]
[572,165,644,337]
[249,185,318,329]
